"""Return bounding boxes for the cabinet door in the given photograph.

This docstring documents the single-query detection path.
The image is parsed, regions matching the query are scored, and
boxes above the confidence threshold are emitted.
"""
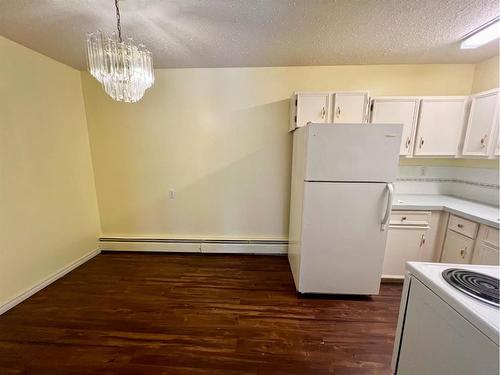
[413,98,468,156]
[371,98,420,156]
[471,243,499,265]
[331,92,368,123]
[462,89,499,156]
[295,93,330,129]
[383,226,427,278]
[440,229,474,264]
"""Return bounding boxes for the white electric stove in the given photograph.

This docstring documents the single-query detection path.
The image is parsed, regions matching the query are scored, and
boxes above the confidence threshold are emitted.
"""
[391,262,500,375]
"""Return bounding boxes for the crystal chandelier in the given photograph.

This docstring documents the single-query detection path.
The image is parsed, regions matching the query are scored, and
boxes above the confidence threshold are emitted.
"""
[86,0,154,103]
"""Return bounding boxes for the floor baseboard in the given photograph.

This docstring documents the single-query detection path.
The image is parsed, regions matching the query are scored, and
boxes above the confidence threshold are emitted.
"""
[100,238,288,254]
[0,248,101,316]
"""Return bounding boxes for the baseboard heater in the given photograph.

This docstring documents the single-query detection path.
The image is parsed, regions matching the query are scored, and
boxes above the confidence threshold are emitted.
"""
[99,237,289,254]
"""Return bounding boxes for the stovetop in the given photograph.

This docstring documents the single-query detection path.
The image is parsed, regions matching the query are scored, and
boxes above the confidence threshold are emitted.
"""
[407,262,500,346]
[442,268,499,308]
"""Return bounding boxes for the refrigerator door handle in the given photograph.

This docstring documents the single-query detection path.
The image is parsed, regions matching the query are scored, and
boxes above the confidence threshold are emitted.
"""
[381,183,394,231]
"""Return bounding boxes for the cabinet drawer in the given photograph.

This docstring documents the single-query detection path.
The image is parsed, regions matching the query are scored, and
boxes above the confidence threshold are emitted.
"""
[448,215,478,239]
[390,211,431,227]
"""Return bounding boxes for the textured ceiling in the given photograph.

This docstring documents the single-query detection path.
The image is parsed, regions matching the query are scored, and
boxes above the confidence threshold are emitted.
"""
[0,0,498,70]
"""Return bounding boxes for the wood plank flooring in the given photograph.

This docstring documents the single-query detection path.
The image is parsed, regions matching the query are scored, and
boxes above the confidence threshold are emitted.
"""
[0,253,403,374]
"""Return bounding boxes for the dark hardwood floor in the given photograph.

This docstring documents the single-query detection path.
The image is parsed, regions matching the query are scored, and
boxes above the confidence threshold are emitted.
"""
[0,252,403,374]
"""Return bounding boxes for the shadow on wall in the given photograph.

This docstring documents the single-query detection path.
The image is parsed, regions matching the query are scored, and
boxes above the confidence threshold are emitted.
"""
[101,99,293,239]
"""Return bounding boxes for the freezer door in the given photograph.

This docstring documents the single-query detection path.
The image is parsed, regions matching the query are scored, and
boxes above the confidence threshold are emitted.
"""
[304,123,402,182]
[299,182,392,294]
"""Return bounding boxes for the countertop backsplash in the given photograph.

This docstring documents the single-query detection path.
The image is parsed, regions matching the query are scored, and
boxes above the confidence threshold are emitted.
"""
[396,166,499,207]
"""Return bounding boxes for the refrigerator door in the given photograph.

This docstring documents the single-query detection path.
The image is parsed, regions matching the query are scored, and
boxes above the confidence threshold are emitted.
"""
[304,123,402,182]
[299,181,392,294]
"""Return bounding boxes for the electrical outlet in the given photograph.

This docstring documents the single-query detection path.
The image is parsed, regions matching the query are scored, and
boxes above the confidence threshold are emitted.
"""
[169,189,175,199]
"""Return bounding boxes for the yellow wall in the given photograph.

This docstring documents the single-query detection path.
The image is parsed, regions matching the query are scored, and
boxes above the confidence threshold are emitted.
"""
[0,37,100,306]
[472,55,499,93]
[81,64,478,240]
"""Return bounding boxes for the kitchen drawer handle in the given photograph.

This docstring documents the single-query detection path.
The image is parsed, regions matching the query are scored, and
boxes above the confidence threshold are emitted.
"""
[480,134,488,148]
[401,216,407,221]
[460,247,467,259]
[457,224,464,229]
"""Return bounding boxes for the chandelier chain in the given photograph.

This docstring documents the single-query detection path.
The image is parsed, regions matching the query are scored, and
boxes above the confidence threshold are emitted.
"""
[115,0,122,42]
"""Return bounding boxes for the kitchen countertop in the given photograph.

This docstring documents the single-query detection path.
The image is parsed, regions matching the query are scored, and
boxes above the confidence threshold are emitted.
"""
[393,194,500,229]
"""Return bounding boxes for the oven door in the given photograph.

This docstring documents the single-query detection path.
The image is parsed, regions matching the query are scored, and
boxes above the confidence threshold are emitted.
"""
[392,276,499,374]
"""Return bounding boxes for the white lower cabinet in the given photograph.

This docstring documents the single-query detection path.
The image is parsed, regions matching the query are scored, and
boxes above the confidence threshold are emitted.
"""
[471,243,499,265]
[382,211,433,279]
[441,229,474,264]
[382,211,499,276]
[471,225,500,265]
[383,226,427,278]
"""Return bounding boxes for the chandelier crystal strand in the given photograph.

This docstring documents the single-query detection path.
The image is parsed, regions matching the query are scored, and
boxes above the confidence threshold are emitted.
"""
[86,0,154,102]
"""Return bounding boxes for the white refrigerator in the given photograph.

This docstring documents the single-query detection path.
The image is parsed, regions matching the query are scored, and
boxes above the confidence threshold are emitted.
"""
[288,123,403,295]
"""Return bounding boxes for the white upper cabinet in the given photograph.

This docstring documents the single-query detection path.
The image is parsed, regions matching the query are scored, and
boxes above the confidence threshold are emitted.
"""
[290,92,330,131]
[289,91,499,159]
[331,92,369,123]
[289,91,369,131]
[413,97,468,156]
[370,97,420,156]
[462,89,499,157]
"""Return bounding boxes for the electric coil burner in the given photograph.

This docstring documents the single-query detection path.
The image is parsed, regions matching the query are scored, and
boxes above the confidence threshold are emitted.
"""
[442,268,500,308]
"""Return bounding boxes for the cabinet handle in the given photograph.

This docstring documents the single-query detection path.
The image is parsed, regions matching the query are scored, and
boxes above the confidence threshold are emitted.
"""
[419,137,424,148]
[460,247,467,259]
[336,106,341,119]
[457,224,464,229]
[480,134,488,148]
[401,216,407,221]
[405,137,411,149]
[419,234,426,247]
[321,107,326,119]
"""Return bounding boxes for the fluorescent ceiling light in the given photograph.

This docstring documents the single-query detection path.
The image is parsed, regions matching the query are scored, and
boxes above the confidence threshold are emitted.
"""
[461,18,500,49]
